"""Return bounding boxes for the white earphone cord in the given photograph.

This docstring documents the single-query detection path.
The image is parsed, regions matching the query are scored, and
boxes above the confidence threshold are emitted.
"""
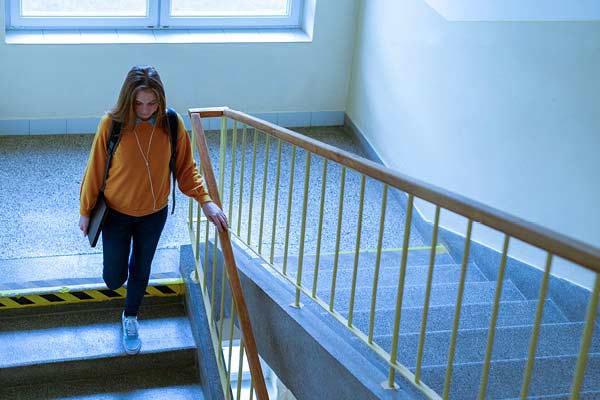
[133,125,158,211]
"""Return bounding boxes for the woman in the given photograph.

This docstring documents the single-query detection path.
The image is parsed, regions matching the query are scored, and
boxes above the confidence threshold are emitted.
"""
[79,65,227,355]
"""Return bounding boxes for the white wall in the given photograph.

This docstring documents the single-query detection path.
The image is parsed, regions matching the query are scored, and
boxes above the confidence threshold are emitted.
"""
[0,0,358,119]
[346,0,600,287]
[424,0,600,21]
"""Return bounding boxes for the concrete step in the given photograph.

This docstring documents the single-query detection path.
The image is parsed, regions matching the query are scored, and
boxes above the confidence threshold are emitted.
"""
[348,299,567,337]
[0,248,181,286]
[288,262,488,294]
[0,367,203,400]
[504,390,600,399]
[506,391,600,400]
[317,280,525,313]
[418,353,600,399]
[375,321,600,369]
[0,301,197,387]
[278,248,457,275]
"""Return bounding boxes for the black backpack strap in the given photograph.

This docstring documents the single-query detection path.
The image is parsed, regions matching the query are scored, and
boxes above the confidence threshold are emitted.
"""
[100,119,122,193]
[166,108,179,215]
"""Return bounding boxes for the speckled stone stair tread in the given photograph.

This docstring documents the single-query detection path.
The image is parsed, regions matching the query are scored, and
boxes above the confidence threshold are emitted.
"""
[0,302,197,387]
[373,321,600,369]
[349,299,567,336]
[417,354,600,399]
[0,366,204,400]
[278,249,458,275]
[317,279,525,312]
[285,262,488,293]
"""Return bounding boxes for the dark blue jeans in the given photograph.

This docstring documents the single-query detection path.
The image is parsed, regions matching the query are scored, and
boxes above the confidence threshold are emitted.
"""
[102,206,168,316]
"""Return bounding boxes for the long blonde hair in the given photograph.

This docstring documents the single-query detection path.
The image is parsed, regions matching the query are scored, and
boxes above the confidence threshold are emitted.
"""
[109,65,168,132]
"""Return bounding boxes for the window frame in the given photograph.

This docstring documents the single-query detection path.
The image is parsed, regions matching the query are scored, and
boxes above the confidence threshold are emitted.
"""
[159,0,303,29]
[6,0,304,30]
[7,0,159,29]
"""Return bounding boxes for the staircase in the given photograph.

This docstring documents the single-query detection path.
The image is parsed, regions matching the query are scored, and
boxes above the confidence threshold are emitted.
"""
[2,121,598,399]
[275,241,600,399]
[187,111,600,399]
[0,279,204,399]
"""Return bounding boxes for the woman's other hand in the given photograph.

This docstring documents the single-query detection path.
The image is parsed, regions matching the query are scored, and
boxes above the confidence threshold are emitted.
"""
[79,215,90,236]
[202,201,229,232]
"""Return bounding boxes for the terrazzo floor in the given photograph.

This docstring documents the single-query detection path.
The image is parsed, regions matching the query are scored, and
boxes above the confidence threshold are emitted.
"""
[0,126,422,285]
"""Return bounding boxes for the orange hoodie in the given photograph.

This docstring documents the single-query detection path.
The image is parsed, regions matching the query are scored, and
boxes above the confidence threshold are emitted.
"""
[80,113,211,217]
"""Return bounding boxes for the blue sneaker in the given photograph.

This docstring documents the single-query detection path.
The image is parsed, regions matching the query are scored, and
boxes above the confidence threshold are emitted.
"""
[121,312,142,355]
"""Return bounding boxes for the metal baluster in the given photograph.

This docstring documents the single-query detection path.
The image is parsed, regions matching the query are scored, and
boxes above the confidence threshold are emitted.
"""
[295,152,311,307]
[520,254,553,399]
[226,303,237,399]
[312,159,328,298]
[196,196,201,260]
[443,219,473,399]
[236,126,247,236]
[270,139,283,264]
[348,174,366,327]
[387,194,414,388]
[236,339,245,400]
[415,206,441,383]
[228,121,237,224]
[210,229,219,325]
[570,274,600,399]
[329,166,346,311]
[258,134,271,255]
[219,117,226,197]
[282,145,297,275]
[478,235,510,399]
[247,129,259,245]
[203,214,210,291]
[218,257,228,344]
[368,184,388,343]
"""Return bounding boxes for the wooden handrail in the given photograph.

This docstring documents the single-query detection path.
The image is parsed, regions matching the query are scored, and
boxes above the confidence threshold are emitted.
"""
[190,112,269,400]
[188,107,600,274]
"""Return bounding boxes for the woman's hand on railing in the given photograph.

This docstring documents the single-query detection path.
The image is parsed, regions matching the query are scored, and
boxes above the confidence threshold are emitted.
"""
[202,201,229,232]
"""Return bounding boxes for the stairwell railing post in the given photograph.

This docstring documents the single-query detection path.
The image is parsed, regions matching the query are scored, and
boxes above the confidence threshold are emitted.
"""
[329,166,346,312]
[269,139,283,264]
[282,145,297,275]
[312,159,328,298]
[387,194,414,388]
[258,133,271,255]
[236,125,247,237]
[348,174,366,327]
[520,253,553,399]
[368,184,388,343]
[295,152,312,307]
[191,112,270,400]
[570,274,600,399]
[228,121,237,226]
[247,128,258,246]
[443,219,473,399]
[415,205,441,384]
[478,235,510,399]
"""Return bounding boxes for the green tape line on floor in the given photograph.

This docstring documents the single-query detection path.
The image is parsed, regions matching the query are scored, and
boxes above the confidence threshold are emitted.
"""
[319,244,448,257]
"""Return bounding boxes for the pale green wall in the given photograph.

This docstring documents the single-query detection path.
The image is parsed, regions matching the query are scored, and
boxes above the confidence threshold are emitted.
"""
[0,0,358,119]
[347,0,600,286]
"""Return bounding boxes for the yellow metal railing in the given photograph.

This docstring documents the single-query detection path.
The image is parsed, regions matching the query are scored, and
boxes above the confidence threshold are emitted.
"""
[188,107,600,400]
[187,110,269,400]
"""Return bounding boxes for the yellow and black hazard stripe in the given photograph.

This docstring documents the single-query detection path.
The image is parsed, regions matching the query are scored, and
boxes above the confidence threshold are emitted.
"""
[0,274,184,310]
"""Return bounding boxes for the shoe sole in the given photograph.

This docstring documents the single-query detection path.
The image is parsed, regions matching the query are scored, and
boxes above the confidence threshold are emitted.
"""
[123,341,142,355]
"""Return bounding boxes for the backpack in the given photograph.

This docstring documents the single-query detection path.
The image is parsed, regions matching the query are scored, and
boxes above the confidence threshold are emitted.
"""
[106,108,179,215]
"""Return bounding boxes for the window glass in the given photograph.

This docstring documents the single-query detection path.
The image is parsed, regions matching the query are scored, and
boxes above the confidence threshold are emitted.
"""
[20,0,148,17]
[170,0,289,17]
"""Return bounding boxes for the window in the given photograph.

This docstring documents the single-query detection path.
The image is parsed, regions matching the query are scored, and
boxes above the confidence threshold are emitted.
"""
[7,0,304,29]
